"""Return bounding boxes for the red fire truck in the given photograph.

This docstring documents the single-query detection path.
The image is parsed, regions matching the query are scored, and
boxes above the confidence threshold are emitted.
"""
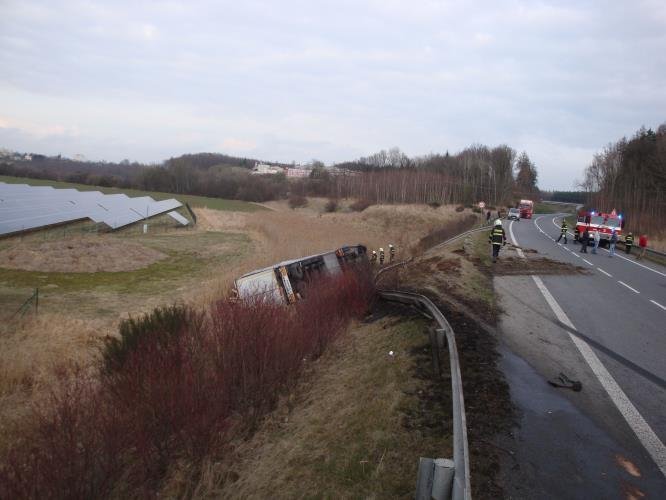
[519,199,534,219]
[575,209,623,245]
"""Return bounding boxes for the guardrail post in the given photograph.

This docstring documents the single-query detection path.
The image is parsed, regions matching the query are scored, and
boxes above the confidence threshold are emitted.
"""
[432,458,455,499]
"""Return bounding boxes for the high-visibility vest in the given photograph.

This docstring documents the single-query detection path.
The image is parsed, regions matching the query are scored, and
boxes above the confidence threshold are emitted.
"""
[626,235,634,245]
[561,224,568,234]
[489,227,505,245]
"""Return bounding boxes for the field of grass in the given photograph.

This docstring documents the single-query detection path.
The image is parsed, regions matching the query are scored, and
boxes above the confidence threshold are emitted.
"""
[534,202,577,214]
[0,175,266,212]
[206,316,450,498]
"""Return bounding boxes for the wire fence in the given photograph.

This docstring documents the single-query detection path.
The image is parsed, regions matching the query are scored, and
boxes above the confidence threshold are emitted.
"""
[10,288,39,320]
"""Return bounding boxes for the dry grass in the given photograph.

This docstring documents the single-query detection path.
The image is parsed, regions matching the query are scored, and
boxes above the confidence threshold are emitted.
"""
[0,313,107,449]
[0,237,167,273]
[0,199,474,464]
[182,315,450,499]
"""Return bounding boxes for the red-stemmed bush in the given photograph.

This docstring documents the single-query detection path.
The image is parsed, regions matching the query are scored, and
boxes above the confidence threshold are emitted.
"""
[0,269,374,498]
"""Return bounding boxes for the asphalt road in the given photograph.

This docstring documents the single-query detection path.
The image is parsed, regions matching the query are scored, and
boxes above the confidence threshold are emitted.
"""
[493,213,666,497]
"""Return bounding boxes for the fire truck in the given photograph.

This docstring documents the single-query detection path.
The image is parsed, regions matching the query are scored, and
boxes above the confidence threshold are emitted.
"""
[574,209,623,245]
[518,199,534,219]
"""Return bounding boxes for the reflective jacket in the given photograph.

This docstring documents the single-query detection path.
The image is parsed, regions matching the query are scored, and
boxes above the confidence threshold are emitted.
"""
[625,235,634,245]
[560,223,568,234]
[489,226,506,246]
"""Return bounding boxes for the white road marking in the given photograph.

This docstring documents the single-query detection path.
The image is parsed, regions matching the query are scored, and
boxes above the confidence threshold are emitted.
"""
[549,216,666,279]
[572,253,581,258]
[508,221,524,258]
[532,275,666,478]
[617,281,640,294]
[650,300,666,311]
[597,268,613,277]
[582,258,593,265]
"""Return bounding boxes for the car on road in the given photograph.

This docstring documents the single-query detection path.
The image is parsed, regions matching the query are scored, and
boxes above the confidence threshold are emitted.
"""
[507,208,521,221]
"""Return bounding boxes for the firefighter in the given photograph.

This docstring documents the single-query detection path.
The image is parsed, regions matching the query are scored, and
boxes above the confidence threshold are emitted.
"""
[556,220,568,244]
[489,219,506,263]
[580,226,590,253]
[574,226,580,242]
[625,232,634,254]
[389,244,395,262]
[370,250,377,265]
[379,247,385,265]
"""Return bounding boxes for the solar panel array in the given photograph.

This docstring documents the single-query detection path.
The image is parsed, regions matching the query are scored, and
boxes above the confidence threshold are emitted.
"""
[0,182,189,236]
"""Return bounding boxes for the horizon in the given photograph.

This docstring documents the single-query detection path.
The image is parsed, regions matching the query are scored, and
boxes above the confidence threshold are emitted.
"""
[1,1,665,190]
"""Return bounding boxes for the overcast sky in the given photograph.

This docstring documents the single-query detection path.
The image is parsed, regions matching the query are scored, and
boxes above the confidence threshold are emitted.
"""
[1,1,664,189]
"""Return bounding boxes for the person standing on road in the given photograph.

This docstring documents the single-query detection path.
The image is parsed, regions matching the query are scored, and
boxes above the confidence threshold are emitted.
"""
[580,227,590,253]
[608,230,618,257]
[624,232,634,254]
[370,250,377,265]
[556,220,568,244]
[389,244,395,263]
[486,210,491,223]
[636,234,648,260]
[489,219,506,263]
[592,229,601,254]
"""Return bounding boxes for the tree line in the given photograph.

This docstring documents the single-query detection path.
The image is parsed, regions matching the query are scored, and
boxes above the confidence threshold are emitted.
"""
[0,144,541,206]
[581,124,666,236]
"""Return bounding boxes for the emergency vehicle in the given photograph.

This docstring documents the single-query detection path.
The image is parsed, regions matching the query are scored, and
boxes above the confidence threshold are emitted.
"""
[518,199,534,219]
[574,209,623,245]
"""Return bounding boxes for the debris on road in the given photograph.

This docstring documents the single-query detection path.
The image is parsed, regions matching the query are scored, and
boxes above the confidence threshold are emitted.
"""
[548,372,583,392]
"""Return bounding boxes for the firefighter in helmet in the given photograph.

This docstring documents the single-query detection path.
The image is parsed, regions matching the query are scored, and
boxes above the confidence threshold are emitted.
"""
[625,232,634,254]
[370,250,377,264]
[389,244,395,262]
[379,247,385,265]
[489,219,506,263]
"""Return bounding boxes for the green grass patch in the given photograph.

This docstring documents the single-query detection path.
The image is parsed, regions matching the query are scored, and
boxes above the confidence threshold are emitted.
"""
[0,232,250,296]
[0,175,266,212]
[534,202,576,214]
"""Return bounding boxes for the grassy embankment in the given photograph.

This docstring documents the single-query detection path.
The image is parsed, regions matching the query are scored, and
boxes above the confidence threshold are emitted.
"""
[1,182,489,496]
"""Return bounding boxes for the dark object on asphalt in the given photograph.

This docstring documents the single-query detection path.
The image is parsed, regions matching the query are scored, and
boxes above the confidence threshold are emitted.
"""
[548,372,582,392]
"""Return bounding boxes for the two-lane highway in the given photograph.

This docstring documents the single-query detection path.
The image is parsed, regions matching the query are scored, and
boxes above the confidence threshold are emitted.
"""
[496,213,666,494]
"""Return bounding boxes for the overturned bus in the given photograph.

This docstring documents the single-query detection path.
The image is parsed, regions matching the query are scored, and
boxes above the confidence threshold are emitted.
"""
[233,244,368,305]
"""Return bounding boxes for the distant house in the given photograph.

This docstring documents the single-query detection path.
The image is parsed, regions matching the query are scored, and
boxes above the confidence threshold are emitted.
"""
[252,162,284,175]
[285,167,310,178]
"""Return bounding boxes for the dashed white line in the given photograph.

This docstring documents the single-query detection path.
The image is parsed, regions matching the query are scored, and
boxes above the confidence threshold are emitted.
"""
[582,258,593,265]
[572,253,581,259]
[618,281,640,294]
[532,275,666,478]
[597,268,613,277]
[650,300,666,311]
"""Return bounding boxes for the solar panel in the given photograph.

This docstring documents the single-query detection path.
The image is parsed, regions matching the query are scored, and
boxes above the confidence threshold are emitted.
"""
[0,182,185,236]
[167,211,190,226]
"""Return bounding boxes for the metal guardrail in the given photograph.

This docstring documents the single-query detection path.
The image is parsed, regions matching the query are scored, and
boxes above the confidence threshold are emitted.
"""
[378,290,471,500]
[431,225,490,251]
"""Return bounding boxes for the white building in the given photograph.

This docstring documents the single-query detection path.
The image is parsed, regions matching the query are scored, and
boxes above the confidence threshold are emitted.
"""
[285,167,310,178]
[252,162,284,175]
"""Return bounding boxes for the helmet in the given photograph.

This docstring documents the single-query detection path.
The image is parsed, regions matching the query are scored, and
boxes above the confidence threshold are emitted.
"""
[494,219,502,226]
[389,244,394,248]
[379,247,384,252]
[372,250,377,254]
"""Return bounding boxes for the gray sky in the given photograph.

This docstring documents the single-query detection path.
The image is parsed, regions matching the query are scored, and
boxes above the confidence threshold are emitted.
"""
[1,0,664,189]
